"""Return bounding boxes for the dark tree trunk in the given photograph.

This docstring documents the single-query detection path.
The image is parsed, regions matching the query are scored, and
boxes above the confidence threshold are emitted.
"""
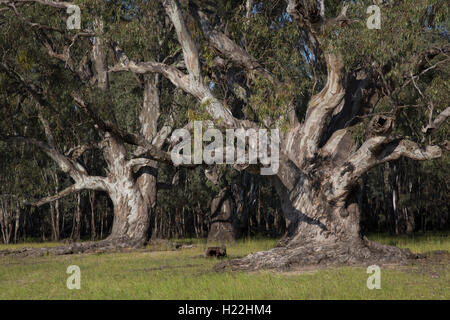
[207,171,256,242]
[73,193,81,241]
[50,201,58,241]
[13,205,20,244]
[208,187,235,243]
[89,191,96,240]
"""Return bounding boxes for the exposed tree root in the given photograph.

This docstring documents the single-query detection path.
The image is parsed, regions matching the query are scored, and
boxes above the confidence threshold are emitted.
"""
[0,237,145,258]
[0,237,198,258]
[214,237,417,272]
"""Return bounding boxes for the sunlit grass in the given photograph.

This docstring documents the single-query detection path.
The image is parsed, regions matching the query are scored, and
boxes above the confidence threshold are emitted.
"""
[0,241,63,251]
[0,234,448,299]
[367,232,450,254]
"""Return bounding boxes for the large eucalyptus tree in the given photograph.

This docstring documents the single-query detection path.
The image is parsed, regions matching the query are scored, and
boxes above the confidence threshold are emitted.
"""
[0,0,178,250]
[0,0,448,268]
[110,0,449,269]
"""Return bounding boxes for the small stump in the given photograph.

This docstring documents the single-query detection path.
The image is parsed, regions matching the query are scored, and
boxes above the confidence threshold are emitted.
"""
[205,245,227,258]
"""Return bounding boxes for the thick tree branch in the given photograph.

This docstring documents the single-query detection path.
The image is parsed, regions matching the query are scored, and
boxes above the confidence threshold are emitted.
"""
[71,93,143,147]
[2,136,78,174]
[422,106,450,134]
[109,61,193,98]
[163,0,236,127]
[131,148,195,168]
[37,113,56,148]
[329,137,442,201]
[33,173,109,206]
[163,0,201,83]
[65,143,101,160]
[152,120,173,149]
[92,17,109,90]
[246,0,254,18]
[0,0,72,9]
[297,53,345,166]
[191,6,275,83]
[33,184,80,207]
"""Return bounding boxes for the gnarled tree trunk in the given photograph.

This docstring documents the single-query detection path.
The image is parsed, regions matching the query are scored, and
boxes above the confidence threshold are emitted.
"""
[105,174,152,246]
[95,73,161,247]
[220,171,413,271]
[214,53,439,271]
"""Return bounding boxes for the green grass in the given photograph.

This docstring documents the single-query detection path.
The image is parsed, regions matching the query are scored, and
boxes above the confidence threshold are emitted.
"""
[0,241,62,251]
[0,234,448,299]
[367,232,450,253]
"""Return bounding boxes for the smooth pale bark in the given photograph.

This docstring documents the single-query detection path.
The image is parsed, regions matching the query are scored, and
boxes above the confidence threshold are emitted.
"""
[104,76,161,244]
[0,199,12,244]
[422,106,450,134]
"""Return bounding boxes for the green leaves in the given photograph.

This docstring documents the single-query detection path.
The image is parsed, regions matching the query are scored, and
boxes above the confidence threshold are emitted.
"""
[248,75,295,127]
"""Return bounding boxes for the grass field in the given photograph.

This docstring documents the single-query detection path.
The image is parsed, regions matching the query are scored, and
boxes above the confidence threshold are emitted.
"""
[0,233,448,299]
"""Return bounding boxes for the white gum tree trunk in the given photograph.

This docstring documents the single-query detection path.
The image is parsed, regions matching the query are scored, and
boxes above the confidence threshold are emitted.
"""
[105,75,160,245]
[11,17,168,249]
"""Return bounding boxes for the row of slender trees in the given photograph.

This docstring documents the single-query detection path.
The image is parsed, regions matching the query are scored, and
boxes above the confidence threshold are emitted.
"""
[0,167,287,244]
[1,156,448,244]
